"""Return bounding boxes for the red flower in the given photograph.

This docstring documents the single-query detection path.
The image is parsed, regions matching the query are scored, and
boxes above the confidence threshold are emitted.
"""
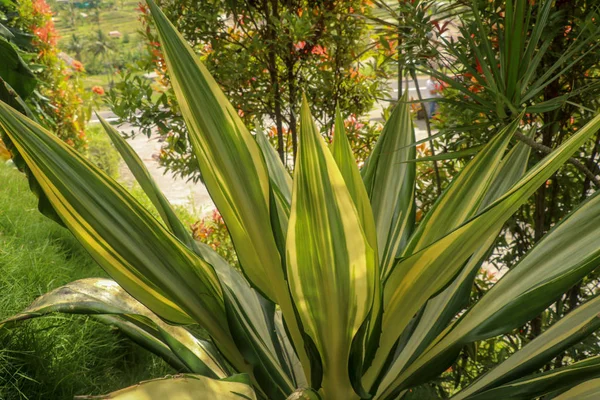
[91,86,105,95]
[294,41,306,51]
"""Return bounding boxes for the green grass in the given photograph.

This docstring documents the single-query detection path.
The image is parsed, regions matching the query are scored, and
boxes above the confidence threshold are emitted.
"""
[0,161,173,399]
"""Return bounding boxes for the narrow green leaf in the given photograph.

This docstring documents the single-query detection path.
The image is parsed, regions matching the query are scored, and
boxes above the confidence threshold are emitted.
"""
[255,129,292,256]
[146,0,281,302]
[254,129,292,204]
[286,98,377,399]
[369,112,600,394]
[463,356,600,400]
[98,116,195,249]
[552,378,600,400]
[331,106,377,257]
[405,118,519,254]
[361,95,415,278]
[331,106,381,388]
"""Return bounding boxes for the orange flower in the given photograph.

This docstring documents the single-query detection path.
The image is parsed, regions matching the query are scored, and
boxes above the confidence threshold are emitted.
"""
[91,86,105,95]
[311,44,327,56]
[72,60,85,72]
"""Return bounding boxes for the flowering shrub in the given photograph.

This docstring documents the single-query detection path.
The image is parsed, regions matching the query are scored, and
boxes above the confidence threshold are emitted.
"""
[191,210,237,266]
[15,0,89,149]
[108,0,389,181]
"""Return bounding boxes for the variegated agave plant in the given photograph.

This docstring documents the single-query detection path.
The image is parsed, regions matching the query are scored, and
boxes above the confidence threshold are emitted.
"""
[1,1,600,399]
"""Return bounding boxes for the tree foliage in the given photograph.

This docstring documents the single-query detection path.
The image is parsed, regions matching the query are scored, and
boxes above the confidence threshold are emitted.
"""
[108,0,389,180]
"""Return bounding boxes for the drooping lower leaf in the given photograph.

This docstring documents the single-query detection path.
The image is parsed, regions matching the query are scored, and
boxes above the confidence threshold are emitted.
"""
[1,278,229,378]
[73,374,257,400]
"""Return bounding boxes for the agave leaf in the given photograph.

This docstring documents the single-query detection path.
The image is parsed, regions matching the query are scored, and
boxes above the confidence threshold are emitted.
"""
[382,133,532,387]
[146,0,280,302]
[254,129,292,254]
[254,129,292,203]
[195,241,296,399]
[368,112,600,392]
[98,116,196,250]
[101,114,295,396]
[461,356,600,400]
[0,101,253,373]
[104,111,296,397]
[331,107,377,252]
[381,178,600,396]
[1,278,229,378]
[145,0,310,377]
[331,106,381,387]
[552,378,600,400]
[274,310,307,389]
[73,374,257,400]
[404,118,520,254]
[286,98,377,398]
[361,95,415,278]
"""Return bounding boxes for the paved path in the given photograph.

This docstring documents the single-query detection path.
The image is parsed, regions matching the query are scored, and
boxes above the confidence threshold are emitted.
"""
[114,122,215,214]
[91,77,438,212]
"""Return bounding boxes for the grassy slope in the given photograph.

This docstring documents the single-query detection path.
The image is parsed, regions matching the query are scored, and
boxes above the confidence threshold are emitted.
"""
[0,161,172,399]
[49,0,145,89]
[54,3,142,43]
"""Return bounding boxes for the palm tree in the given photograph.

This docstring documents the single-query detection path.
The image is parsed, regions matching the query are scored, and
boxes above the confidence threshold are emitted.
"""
[66,34,85,61]
[88,30,114,83]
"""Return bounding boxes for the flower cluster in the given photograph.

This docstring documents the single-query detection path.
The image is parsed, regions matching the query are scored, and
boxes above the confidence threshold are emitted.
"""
[191,210,237,265]
[18,0,89,150]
